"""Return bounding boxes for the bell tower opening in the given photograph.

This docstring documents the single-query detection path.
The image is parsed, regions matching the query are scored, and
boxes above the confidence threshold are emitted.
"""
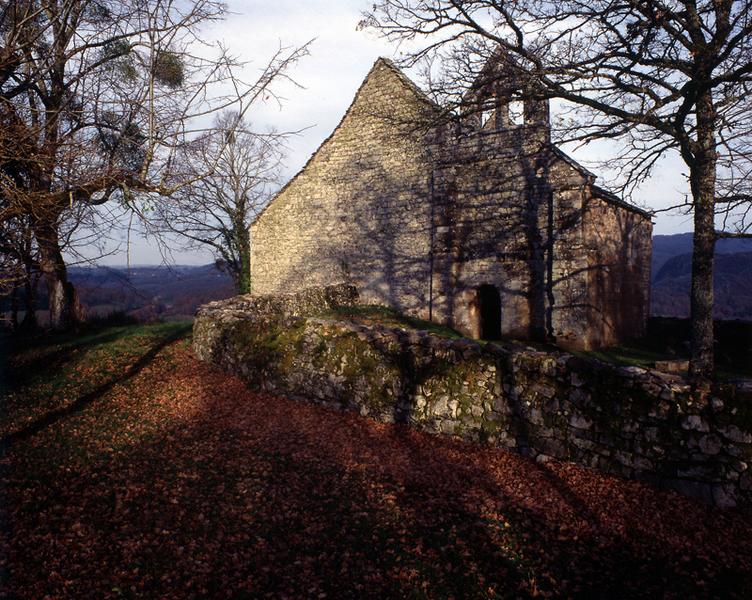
[477,284,502,340]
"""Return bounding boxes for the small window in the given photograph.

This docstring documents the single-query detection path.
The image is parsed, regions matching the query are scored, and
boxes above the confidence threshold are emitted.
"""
[509,100,524,125]
[480,109,494,129]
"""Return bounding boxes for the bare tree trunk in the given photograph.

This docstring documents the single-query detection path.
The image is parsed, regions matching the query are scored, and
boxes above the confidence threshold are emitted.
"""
[10,286,19,331]
[688,91,717,381]
[689,188,715,381]
[21,271,38,330]
[36,222,82,330]
[237,227,251,294]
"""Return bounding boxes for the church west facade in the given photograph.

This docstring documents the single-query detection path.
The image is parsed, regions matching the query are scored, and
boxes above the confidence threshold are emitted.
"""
[250,58,653,350]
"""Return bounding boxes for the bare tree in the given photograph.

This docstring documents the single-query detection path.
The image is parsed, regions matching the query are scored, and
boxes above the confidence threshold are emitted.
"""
[0,214,36,329]
[362,0,752,380]
[0,0,308,329]
[155,111,285,294]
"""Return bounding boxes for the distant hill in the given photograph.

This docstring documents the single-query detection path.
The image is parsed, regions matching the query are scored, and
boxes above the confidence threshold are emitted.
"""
[652,232,752,274]
[651,234,752,320]
[3,264,236,323]
[72,264,236,321]
[5,234,752,324]
[72,264,237,320]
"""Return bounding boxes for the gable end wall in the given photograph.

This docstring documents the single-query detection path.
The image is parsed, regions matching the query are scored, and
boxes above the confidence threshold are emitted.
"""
[583,194,653,347]
[250,61,439,316]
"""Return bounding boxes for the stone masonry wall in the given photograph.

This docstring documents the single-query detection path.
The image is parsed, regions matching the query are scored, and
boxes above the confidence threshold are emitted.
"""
[583,194,654,348]
[194,289,752,509]
[250,59,438,318]
[429,129,600,347]
[249,57,653,350]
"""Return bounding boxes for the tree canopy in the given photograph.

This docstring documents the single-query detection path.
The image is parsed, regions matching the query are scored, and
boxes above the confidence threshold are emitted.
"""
[155,112,286,294]
[363,0,752,378]
[0,0,307,328]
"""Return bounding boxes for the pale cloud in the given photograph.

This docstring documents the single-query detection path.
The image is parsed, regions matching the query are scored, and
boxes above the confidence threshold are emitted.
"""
[214,0,691,235]
[88,0,691,266]
[209,0,398,173]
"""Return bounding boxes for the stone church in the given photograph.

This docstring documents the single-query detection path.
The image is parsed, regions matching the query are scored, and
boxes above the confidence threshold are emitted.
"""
[250,57,653,350]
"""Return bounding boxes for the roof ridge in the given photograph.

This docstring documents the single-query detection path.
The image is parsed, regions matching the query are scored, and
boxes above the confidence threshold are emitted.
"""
[591,184,653,218]
[252,57,439,226]
[547,145,597,179]
[374,57,441,110]
[547,146,652,218]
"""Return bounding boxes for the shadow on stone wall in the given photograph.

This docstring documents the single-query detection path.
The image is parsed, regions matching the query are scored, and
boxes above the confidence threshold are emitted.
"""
[336,109,649,349]
[194,290,752,509]
[250,57,651,350]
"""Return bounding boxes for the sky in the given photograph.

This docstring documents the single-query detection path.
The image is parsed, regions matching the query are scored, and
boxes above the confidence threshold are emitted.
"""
[88,0,694,266]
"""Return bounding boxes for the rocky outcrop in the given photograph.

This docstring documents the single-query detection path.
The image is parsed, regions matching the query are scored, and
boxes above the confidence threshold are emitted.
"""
[194,284,358,363]
[194,287,752,508]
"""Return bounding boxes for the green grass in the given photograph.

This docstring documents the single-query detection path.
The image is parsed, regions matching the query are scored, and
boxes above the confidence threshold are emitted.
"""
[4,322,189,389]
[1,322,191,440]
[575,340,750,379]
[315,306,751,379]
[576,345,675,370]
[319,306,676,369]
[577,345,751,380]
[318,304,464,339]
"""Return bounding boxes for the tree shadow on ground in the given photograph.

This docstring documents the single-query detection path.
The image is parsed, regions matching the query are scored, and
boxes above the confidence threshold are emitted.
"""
[1,325,189,446]
[3,326,153,392]
[4,341,752,598]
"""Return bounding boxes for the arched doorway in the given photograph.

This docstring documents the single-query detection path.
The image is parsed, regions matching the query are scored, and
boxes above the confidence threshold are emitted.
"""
[477,284,501,340]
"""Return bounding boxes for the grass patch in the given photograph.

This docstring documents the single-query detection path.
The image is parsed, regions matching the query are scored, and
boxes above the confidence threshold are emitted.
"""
[576,345,673,370]
[577,344,751,380]
[1,322,191,440]
[318,304,463,339]
[314,306,752,379]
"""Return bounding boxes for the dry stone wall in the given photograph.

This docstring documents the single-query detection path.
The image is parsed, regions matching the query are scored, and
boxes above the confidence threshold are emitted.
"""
[194,288,752,509]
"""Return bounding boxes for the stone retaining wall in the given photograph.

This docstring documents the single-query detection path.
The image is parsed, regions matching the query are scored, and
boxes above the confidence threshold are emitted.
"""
[194,289,752,508]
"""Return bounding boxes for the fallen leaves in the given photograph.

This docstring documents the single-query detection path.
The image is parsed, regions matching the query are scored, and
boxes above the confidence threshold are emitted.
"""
[1,325,752,598]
